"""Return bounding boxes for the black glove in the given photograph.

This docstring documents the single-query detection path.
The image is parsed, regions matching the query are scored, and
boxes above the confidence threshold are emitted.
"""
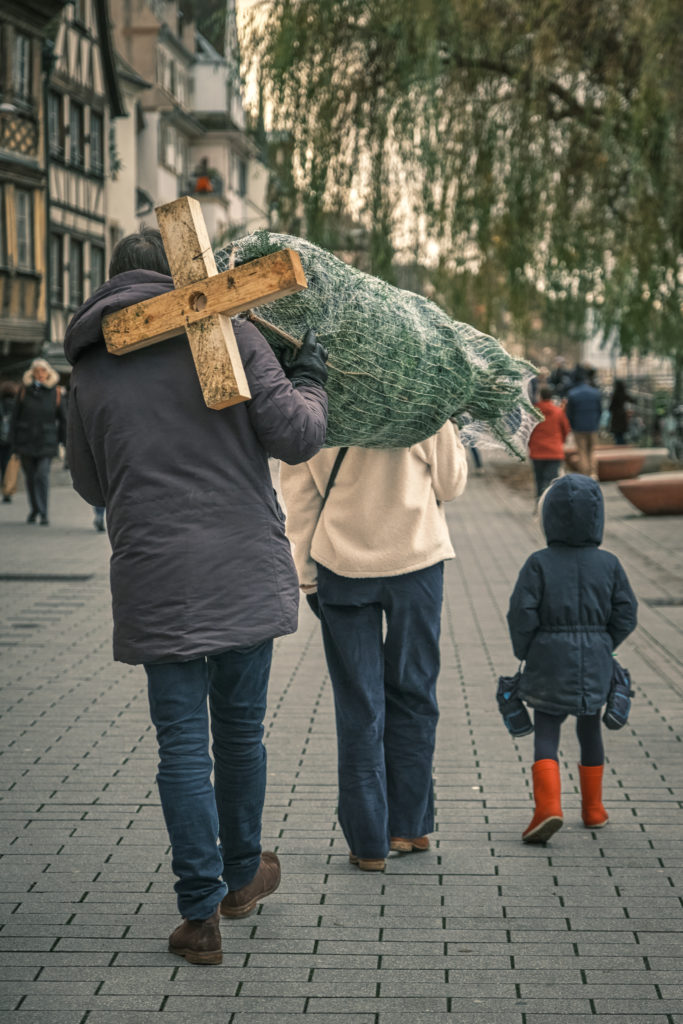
[306,593,321,619]
[284,329,328,389]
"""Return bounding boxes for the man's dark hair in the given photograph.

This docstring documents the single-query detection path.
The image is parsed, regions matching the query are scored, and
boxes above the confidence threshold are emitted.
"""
[539,384,554,401]
[109,227,171,278]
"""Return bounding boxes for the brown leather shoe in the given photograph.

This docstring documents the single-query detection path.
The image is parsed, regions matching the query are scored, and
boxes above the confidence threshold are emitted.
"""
[220,851,281,918]
[389,836,431,853]
[349,852,386,871]
[168,907,221,964]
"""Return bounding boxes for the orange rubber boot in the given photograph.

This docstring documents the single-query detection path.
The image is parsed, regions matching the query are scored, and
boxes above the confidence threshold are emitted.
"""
[578,763,609,828]
[522,759,563,844]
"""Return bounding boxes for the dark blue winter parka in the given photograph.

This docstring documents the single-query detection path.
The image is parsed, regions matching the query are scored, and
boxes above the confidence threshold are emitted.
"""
[64,271,327,665]
[507,475,637,716]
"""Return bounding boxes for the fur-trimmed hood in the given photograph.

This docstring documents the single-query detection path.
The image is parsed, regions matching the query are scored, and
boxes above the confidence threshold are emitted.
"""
[22,361,60,389]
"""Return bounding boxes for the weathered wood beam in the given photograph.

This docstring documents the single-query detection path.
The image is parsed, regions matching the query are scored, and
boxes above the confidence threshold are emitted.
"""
[154,197,250,409]
[102,249,307,355]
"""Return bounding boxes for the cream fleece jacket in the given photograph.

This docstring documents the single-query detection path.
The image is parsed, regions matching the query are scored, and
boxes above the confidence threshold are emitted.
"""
[280,421,468,587]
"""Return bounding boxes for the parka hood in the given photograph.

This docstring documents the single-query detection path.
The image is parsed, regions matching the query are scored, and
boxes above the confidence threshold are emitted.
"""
[63,270,174,365]
[541,473,604,547]
[22,364,60,389]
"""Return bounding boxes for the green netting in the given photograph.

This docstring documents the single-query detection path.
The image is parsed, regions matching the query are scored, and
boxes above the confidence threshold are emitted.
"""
[215,231,540,456]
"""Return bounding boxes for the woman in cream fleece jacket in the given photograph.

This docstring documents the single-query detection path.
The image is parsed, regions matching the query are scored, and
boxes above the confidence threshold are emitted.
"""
[280,421,468,870]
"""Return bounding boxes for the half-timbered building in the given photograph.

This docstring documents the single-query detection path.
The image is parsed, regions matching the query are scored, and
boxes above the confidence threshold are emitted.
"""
[0,0,67,374]
[43,0,125,368]
[44,0,125,364]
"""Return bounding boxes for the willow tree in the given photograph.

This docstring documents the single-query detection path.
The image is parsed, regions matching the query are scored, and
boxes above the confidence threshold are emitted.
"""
[241,0,682,370]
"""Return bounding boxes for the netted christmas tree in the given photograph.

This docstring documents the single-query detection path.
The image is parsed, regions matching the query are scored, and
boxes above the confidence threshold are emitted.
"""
[215,232,540,456]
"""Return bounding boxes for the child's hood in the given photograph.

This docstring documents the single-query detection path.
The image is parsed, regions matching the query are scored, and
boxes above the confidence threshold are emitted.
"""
[541,474,604,547]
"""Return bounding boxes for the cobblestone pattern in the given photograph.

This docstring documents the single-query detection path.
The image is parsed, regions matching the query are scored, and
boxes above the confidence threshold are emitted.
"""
[0,465,681,1022]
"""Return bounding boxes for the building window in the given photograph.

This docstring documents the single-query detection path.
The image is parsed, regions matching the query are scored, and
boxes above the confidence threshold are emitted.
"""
[70,101,84,167]
[48,91,64,159]
[49,234,64,305]
[157,50,168,90]
[0,186,6,266]
[69,238,84,307]
[177,69,186,107]
[13,33,32,102]
[90,243,104,292]
[15,189,34,270]
[73,0,87,26]
[159,120,185,174]
[178,137,188,180]
[238,158,248,197]
[90,111,104,174]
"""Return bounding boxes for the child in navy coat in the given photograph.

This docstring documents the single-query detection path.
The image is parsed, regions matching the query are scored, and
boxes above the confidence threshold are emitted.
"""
[507,474,637,843]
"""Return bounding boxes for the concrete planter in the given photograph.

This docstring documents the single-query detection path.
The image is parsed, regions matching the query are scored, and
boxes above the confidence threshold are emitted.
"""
[618,471,683,515]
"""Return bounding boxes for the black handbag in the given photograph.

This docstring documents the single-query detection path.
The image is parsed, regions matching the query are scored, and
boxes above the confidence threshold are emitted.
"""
[496,666,534,737]
[304,447,348,621]
[602,659,634,730]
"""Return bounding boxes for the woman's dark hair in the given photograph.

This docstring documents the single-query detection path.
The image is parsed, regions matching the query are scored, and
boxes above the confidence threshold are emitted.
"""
[612,379,627,398]
[109,227,171,278]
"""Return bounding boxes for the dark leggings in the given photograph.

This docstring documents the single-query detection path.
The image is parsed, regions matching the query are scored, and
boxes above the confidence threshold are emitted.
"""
[534,709,604,766]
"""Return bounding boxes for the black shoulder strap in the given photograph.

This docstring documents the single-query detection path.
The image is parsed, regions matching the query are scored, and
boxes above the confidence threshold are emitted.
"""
[319,447,348,514]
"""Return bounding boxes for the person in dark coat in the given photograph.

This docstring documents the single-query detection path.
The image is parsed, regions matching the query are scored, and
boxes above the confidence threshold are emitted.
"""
[548,356,573,399]
[1,380,19,501]
[64,228,328,964]
[565,366,603,477]
[10,358,66,525]
[608,379,634,444]
[507,474,637,844]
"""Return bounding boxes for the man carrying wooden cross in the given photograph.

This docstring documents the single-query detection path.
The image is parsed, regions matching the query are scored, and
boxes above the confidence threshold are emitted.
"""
[64,222,328,964]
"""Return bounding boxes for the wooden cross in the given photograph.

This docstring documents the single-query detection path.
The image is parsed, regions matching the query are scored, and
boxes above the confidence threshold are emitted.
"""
[101,196,308,409]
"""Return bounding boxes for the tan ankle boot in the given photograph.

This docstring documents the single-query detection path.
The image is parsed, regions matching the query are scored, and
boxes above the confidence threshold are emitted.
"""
[168,907,221,964]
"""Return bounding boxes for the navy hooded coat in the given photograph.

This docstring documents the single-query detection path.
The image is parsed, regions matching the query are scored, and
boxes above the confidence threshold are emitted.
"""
[507,474,637,716]
[64,271,328,665]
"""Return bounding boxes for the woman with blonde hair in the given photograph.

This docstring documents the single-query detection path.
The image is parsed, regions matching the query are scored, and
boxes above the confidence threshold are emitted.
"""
[10,358,66,525]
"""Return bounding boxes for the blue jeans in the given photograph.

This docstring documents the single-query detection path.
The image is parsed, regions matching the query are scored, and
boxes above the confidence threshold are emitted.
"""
[317,562,443,860]
[21,455,51,517]
[145,640,272,920]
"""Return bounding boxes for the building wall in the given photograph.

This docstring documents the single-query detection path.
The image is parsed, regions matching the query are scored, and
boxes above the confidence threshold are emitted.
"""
[107,79,142,242]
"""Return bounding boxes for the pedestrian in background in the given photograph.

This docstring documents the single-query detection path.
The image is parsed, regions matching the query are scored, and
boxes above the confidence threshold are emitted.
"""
[566,366,602,477]
[506,475,637,844]
[1,380,19,503]
[281,423,468,872]
[548,357,573,399]
[528,385,571,498]
[529,366,550,404]
[64,228,328,964]
[608,380,634,445]
[10,359,66,525]
[93,505,105,532]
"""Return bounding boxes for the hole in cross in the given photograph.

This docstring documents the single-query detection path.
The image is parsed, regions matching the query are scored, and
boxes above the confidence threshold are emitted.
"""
[189,290,207,312]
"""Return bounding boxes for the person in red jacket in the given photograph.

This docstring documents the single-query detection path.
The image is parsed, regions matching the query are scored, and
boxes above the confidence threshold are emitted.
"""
[528,385,571,497]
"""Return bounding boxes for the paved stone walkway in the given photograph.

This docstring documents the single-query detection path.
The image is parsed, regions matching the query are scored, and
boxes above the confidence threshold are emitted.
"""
[0,461,682,1023]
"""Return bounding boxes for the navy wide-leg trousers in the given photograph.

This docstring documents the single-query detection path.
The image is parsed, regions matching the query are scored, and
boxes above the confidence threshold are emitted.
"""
[317,562,444,860]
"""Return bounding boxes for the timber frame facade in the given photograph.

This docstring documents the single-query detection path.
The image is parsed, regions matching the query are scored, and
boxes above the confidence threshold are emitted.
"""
[45,0,124,364]
[0,0,66,372]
